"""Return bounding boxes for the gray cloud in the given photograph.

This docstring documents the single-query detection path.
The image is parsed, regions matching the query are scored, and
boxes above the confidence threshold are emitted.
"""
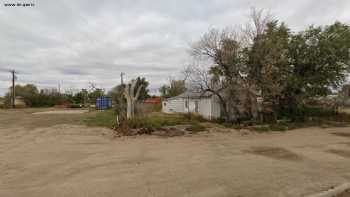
[0,0,349,95]
[58,67,91,76]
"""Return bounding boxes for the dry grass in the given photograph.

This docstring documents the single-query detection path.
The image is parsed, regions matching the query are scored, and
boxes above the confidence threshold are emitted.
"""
[0,108,92,129]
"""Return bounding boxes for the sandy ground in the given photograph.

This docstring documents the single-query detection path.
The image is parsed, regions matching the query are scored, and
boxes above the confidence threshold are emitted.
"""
[1,109,350,197]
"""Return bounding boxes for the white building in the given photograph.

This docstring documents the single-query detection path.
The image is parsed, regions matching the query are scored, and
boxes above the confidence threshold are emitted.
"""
[162,91,221,120]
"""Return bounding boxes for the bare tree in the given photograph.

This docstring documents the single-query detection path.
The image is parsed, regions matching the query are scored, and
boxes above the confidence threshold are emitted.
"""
[242,7,272,45]
[184,63,240,120]
[192,28,241,61]
[123,80,142,119]
[188,8,275,122]
[190,27,247,121]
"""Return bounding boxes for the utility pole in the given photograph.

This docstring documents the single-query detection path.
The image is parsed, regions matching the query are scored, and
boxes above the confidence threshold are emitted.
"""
[58,82,61,94]
[10,70,16,108]
[120,72,125,85]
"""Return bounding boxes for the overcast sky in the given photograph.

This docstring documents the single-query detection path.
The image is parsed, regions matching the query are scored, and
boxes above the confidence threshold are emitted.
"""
[0,0,349,96]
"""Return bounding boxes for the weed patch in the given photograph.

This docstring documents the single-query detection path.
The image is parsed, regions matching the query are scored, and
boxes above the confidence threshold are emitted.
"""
[185,122,206,133]
[84,110,116,128]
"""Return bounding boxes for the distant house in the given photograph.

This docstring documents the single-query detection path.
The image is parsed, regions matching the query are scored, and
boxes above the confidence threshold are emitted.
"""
[0,96,27,108]
[162,91,221,120]
[14,96,27,108]
[135,97,162,114]
[143,97,161,105]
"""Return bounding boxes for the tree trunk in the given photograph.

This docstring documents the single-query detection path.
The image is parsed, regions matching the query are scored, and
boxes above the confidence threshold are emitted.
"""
[123,80,143,120]
[126,98,132,119]
[216,93,231,121]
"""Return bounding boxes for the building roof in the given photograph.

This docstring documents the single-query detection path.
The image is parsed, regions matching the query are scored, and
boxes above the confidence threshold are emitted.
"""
[166,91,213,100]
[144,97,161,104]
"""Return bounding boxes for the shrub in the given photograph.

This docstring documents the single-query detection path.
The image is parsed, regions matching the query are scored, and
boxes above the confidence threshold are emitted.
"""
[70,104,83,108]
[222,122,242,130]
[186,122,206,133]
[252,125,270,133]
[126,114,197,129]
[222,122,233,128]
[269,124,288,132]
[252,123,288,133]
[183,113,206,122]
[277,106,337,121]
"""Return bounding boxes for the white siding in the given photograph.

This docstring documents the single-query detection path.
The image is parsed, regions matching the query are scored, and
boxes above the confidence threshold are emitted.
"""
[187,99,197,113]
[210,96,221,119]
[162,96,221,120]
[162,98,184,113]
[183,98,213,119]
[198,98,212,119]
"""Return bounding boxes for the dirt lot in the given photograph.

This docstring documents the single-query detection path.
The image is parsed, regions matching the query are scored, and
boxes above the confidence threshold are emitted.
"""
[1,109,350,197]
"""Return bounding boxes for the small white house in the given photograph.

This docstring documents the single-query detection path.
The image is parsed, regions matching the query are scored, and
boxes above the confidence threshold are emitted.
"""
[162,91,221,120]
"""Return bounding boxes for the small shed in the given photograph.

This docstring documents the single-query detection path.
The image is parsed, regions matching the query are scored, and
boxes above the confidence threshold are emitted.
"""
[162,91,221,120]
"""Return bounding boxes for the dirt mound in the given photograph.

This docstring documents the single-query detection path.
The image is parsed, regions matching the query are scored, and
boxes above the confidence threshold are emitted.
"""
[335,189,350,197]
[332,132,350,138]
[152,127,186,137]
[246,146,302,161]
[115,125,203,137]
[327,149,350,159]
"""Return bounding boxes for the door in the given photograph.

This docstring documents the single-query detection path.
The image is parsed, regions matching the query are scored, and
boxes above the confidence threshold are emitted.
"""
[194,101,199,113]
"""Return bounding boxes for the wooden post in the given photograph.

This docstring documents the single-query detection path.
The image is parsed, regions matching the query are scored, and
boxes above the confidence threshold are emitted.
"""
[11,70,15,108]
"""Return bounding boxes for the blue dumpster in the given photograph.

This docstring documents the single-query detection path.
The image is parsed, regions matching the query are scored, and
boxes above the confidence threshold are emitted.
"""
[96,97,112,110]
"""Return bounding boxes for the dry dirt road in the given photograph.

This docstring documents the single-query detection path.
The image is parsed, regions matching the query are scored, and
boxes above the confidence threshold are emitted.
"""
[1,109,350,197]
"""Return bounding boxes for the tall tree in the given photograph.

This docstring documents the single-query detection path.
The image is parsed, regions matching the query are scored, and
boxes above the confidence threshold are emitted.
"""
[134,77,150,100]
[285,22,350,107]
[190,8,350,122]
[4,84,39,106]
[88,88,105,103]
[191,28,247,121]
[246,21,290,116]
[159,79,186,98]
[109,84,127,119]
